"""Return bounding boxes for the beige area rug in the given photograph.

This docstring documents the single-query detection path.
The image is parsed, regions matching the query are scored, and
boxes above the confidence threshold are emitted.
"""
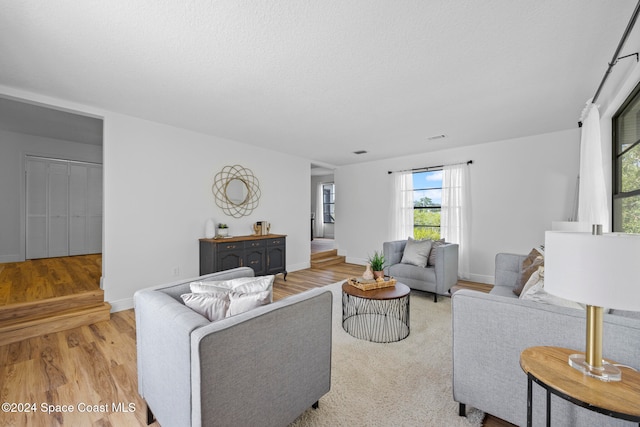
[290,281,484,427]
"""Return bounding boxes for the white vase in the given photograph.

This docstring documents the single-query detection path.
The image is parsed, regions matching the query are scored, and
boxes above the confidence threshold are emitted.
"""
[363,263,374,280]
[217,228,229,237]
[205,219,215,238]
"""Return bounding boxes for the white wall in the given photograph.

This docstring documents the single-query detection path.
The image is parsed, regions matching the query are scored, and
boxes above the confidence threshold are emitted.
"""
[103,113,311,310]
[335,128,581,283]
[0,129,102,262]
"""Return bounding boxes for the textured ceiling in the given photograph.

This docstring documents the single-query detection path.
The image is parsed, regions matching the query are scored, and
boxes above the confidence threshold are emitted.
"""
[1,1,639,166]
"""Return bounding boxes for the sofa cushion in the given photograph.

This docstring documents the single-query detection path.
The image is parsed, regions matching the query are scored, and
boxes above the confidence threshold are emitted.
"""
[181,291,230,321]
[389,262,436,282]
[427,239,446,266]
[513,248,544,296]
[401,237,432,267]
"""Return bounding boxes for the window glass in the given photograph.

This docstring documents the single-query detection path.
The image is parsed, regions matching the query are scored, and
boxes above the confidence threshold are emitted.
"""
[613,82,640,233]
[412,170,442,240]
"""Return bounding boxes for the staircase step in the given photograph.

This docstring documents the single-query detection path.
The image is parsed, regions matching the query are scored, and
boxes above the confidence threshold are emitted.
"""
[0,289,105,323]
[0,302,111,346]
[311,249,338,261]
[311,255,346,268]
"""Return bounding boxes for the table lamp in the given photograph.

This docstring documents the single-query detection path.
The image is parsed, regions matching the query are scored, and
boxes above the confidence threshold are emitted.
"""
[545,226,640,381]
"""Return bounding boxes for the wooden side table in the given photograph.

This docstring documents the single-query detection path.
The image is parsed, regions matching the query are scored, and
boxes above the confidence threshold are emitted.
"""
[520,346,640,426]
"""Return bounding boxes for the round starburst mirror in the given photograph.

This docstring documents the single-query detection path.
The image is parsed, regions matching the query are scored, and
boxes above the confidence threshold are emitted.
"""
[212,165,261,218]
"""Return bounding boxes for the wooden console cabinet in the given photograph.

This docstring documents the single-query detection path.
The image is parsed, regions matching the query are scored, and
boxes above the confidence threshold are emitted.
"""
[199,234,287,279]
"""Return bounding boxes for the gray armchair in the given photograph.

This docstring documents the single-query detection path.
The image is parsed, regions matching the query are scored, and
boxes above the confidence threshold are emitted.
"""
[134,267,333,427]
[383,239,459,302]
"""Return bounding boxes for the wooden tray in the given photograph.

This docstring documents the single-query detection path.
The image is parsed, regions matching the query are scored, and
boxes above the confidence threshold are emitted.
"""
[347,277,397,291]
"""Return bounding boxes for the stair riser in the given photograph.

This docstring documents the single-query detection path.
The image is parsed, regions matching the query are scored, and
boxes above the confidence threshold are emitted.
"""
[311,257,346,268]
[0,303,111,347]
[0,290,105,323]
[310,249,338,260]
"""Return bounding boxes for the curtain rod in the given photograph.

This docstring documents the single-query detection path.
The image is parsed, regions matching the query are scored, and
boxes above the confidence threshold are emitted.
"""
[579,0,640,127]
[387,160,473,174]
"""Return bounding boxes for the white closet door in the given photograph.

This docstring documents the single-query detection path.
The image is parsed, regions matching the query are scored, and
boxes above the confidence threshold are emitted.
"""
[26,157,101,260]
[86,164,103,254]
[69,164,88,255]
[47,162,69,258]
[26,158,48,259]
[69,163,102,255]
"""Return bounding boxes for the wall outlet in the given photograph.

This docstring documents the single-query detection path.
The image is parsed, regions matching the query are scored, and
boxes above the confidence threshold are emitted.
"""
[172,266,181,277]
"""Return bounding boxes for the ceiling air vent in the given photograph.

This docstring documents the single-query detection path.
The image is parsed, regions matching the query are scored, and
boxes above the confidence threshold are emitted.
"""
[353,150,368,155]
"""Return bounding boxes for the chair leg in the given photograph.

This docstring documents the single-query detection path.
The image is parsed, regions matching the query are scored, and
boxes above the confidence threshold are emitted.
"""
[312,401,319,409]
[146,403,155,425]
[458,403,466,417]
[434,293,438,303]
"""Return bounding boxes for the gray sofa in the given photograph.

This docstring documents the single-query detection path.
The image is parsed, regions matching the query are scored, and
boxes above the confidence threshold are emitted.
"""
[383,239,459,302]
[452,253,640,426]
[134,267,332,427]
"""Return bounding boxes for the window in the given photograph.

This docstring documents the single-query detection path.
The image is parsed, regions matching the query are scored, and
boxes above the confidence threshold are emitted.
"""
[322,183,335,224]
[613,82,640,233]
[412,169,442,239]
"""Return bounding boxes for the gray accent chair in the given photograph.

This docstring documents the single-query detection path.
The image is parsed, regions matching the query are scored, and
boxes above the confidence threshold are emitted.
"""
[452,253,640,426]
[134,267,332,427]
[383,239,459,302]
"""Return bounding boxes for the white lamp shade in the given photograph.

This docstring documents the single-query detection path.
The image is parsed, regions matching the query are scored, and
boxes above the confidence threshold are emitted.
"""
[545,231,640,311]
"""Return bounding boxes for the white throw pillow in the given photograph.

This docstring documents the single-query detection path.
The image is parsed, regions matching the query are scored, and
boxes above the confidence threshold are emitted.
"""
[181,291,230,321]
[190,276,274,296]
[228,290,272,316]
[401,238,432,268]
[520,275,584,310]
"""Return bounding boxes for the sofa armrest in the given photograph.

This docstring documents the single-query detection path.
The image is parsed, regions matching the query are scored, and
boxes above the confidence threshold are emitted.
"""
[452,290,640,426]
[433,243,458,294]
[383,240,407,275]
[134,289,210,427]
[190,287,333,427]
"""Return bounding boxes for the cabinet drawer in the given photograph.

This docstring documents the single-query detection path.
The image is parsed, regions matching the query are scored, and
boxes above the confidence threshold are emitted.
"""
[245,240,265,249]
[219,242,243,251]
[266,238,284,246]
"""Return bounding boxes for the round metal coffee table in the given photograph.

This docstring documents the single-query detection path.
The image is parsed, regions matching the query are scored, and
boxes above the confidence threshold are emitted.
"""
[341,282,410,343]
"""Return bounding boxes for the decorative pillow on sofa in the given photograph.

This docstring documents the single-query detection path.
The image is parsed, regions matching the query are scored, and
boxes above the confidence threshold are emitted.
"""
[181,291,230,321]
[183,275,275,321]
[401,237,432,267]
[228,290,272,316]
[427,239,446,266]
[513,248,544,296]
[519,268,584,310]
[190,275,274,297]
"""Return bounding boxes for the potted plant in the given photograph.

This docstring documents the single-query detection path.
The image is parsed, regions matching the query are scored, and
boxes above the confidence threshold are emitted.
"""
[217,223,229,237]
[368,250,386,280]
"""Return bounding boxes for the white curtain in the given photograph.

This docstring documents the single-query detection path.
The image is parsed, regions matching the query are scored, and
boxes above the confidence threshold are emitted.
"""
[314,183,324,238]
[389,171,413,240]
[441,163,471,279]
[577,102,610,231]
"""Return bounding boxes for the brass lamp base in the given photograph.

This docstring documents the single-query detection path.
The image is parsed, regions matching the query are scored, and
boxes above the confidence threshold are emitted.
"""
[568,353,621,382]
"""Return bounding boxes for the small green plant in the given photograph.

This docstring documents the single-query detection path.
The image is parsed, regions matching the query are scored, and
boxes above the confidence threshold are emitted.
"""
[368,250,386,271]
[218,223,228,229]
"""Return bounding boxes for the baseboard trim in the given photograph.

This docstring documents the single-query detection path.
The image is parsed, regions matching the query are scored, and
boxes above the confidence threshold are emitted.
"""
[108,297,133,313]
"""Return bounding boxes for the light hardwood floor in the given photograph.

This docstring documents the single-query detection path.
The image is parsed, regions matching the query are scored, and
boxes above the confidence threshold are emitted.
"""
[0,255,102,305]
[0,258,513,426]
